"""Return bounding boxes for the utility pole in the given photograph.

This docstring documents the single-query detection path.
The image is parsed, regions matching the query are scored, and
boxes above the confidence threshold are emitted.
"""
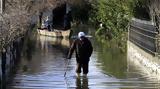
[0,0,5,13]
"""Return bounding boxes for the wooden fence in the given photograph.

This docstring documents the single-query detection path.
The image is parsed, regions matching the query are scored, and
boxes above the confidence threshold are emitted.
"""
[129,18,159,55]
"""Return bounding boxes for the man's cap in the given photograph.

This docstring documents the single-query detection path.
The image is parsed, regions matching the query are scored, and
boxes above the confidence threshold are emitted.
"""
[78,32,85,38]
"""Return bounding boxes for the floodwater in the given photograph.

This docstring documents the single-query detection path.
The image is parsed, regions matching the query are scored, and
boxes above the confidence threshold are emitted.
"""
[6,26,160,89]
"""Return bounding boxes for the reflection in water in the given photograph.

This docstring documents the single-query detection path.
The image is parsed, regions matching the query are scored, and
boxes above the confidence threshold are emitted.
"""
[93,39,128,78]
[38,35,70,56]
[6,35,71,89]
[39,35,70,48]
[1,75,6,89]
[76,77,89,89]
[6,25,160,89]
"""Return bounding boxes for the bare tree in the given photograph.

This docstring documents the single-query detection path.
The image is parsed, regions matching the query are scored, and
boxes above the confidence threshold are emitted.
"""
[0,0,67,50]
[148,0,160,30]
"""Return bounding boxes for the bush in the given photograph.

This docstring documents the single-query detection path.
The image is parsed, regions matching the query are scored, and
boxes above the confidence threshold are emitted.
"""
[90,0,133,39]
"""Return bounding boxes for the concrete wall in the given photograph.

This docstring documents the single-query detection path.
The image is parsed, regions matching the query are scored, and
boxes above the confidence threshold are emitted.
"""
[128,41,160,80]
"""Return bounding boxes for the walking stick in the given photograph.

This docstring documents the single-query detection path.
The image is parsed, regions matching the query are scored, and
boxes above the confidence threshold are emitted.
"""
[64,59,70,89]
[64,59,70,77]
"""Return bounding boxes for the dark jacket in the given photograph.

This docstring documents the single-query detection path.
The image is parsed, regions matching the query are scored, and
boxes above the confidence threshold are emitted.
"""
[67,37,93,63]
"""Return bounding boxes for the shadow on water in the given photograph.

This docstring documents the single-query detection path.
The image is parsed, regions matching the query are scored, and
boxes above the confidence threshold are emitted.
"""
[1,75,6,89]
[93,39,128,78]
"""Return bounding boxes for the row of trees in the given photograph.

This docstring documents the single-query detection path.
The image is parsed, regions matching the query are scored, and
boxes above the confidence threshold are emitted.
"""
[90,0,160,38]
[0,0,34,50]
[0,0,66,50]
[149,0,160,30]
[0,0,159,49]
[70,0,159,40]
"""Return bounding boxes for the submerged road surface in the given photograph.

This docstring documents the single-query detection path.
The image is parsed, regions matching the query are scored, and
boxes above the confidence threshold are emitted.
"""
[6,32,160,89]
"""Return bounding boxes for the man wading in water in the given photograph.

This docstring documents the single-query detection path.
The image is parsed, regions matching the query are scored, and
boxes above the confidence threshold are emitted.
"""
[67,32,93,77]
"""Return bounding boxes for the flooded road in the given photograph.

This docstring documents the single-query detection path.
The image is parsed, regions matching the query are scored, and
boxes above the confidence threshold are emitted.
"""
[6,26,160,89]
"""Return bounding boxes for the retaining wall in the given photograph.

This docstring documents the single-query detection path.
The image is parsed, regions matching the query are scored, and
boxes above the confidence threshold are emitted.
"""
[128,41,160,79]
